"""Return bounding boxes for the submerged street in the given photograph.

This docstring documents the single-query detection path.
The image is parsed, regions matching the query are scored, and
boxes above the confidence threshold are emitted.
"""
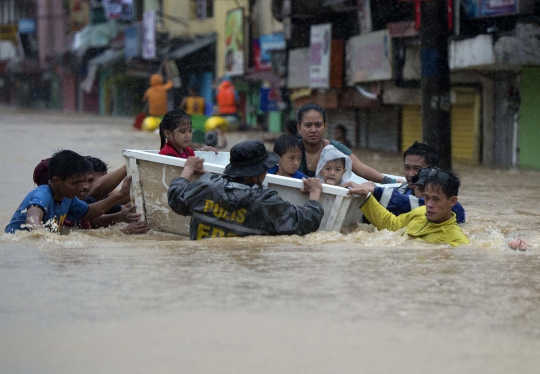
[1,108,540,373]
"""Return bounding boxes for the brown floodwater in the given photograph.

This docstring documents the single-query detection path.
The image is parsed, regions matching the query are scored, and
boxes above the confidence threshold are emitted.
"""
[1,107,540,373]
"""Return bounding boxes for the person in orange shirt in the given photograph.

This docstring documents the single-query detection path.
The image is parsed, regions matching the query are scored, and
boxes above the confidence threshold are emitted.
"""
[210,77,240,148]
[143,73,173,117]
[216,77,238,116]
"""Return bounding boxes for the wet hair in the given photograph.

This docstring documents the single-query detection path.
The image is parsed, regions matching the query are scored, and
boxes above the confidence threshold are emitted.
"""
[424,169,460,197]
[297,102,326,124]
[48,150,90,181]
[84,156,108,173]
[403,141,439,166]
[334,124,348,137]
[159,109,192,149]
[273,134,301,157]
[325,157,346,169]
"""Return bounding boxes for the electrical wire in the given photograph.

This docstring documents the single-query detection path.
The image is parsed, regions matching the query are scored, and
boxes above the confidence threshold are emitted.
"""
[156,11,189,27]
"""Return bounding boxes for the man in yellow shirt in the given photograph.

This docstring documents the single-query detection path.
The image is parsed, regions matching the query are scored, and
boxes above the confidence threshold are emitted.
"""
[345,168,469,247]
[180,87,205,115]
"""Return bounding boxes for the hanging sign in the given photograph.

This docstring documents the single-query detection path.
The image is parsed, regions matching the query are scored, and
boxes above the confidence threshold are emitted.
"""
[309,23,331,89]
[224,8,244,76]
[103,0,134,21]
[143,10,156,59]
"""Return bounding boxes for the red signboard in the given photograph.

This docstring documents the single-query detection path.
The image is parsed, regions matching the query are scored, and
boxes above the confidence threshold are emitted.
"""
[413,0,453,30]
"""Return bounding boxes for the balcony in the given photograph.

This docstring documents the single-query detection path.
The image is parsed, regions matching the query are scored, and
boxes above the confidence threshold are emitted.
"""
[450,23,540,71]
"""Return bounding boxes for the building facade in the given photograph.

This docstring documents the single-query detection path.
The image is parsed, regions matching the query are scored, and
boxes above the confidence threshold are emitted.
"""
[3,0,540,170]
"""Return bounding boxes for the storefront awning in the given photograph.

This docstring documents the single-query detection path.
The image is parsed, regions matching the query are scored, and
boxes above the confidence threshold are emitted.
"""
[88,48,124,67]
[169,33,216,60]
[81,49,124,93]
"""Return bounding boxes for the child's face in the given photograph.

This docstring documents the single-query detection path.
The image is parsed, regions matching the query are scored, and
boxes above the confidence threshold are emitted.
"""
[278,148,302,177]
[321,160,346,186]
[166,123,192,151]
[423,184,457,224]
[53,173,87,200]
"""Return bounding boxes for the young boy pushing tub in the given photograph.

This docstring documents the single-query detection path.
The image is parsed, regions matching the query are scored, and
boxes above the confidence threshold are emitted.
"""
[345,168,469,247]
[5,150,132,234]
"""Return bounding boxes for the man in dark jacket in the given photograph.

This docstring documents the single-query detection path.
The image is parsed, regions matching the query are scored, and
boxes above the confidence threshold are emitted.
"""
[168,140,324,240]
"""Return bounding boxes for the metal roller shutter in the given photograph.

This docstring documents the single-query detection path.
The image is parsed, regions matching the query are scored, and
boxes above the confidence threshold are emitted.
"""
[401,99,480,163]
[327,106,401,152]
[401,105,422,152]
[452,104,477,163]
[364,107,400,152]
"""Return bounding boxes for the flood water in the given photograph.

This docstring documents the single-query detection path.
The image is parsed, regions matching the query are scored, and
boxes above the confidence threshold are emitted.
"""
[1,107,540,373]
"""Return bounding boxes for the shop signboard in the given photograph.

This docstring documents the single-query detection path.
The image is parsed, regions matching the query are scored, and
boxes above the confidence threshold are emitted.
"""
[309,23,332,88]
[143,10,156,59]
[18,19,36,34]
[103,0,134,21]
[288,48,310,88]
[260,86,280,112]
[347,29,392,84]
[0,24,18,42]
[224,8,244,76]
[254,33,285,71]
[465,0,534,18]
[197,0,207,19]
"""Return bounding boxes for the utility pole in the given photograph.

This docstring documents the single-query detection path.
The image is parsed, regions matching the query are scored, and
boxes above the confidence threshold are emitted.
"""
[420,0,452,170]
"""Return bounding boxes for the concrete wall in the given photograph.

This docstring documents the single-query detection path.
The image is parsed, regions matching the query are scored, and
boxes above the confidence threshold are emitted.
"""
[449,35,495,70]
[163,1,280,38]
[253,0,283,37]
[495,24,540,66]
[161,0,191,36]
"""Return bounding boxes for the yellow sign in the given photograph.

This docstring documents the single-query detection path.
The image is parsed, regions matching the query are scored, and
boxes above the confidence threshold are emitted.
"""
[0,25,17,42]
[290,88,313,101]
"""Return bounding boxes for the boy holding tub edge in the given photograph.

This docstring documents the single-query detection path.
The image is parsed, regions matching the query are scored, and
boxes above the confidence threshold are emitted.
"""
[5,150,132,234]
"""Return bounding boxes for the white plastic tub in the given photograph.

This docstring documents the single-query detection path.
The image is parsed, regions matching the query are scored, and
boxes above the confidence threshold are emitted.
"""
[123,150,378,236]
